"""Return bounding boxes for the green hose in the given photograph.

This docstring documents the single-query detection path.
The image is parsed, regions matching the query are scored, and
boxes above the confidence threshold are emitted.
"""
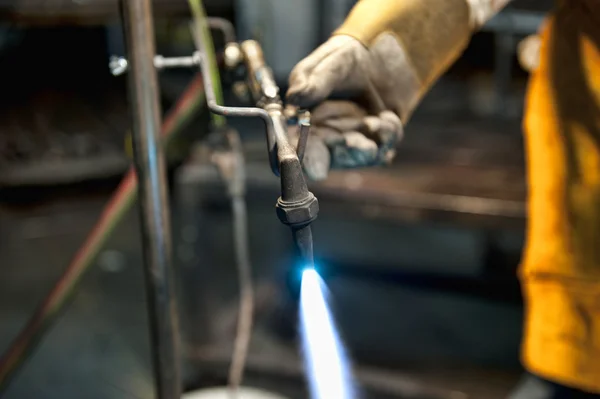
[189,0,226,128]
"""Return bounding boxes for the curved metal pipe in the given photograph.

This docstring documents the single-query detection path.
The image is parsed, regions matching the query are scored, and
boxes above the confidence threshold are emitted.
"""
[192,22,280,175]
[207,17,237,43]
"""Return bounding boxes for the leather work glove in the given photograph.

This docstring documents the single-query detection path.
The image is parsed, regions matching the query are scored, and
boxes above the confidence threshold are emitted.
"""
[291,99,403,181]
[287,0,511,180]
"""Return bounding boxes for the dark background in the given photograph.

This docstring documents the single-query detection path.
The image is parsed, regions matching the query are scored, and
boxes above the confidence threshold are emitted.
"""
[0,1,550,398]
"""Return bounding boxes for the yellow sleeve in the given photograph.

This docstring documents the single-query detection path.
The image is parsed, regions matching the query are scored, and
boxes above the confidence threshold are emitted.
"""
[335,0,473,89]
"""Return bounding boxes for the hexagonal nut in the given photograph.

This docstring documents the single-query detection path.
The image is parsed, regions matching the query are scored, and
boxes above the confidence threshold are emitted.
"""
[276,196,319,226]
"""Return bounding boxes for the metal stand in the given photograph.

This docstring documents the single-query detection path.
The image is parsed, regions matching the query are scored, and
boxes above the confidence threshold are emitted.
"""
[121,1,181,398]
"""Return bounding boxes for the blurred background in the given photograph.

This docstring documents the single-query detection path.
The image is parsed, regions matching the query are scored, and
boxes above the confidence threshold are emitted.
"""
[0,0,550,398]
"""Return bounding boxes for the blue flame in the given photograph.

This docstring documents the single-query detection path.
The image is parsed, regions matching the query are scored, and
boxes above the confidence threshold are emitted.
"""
[299,268,354,399]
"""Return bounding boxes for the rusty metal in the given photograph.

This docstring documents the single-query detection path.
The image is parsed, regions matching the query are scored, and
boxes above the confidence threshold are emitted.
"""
[296,121,311,163]
[121,0,181,397]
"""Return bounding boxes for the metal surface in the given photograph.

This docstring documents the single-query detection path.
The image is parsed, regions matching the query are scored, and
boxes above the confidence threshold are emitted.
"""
[237,40,318,268]
[292,225,314,265]
[121,0,181,398]
[241,40,280,101]
[296,121,310,164]
[224,43,244,69]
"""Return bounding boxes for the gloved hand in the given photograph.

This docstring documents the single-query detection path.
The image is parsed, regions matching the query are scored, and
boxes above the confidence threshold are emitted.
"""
[286,34,410,181]
[292,99,403,181]
[286,0,510,180]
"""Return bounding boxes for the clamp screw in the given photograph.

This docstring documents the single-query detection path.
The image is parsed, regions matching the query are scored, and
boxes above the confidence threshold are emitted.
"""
[109,52,201,76]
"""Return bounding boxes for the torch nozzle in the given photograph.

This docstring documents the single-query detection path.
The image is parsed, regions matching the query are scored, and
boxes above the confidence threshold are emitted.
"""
[293,225,314,267]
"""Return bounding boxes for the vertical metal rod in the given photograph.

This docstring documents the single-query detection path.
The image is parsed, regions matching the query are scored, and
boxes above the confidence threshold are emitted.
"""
[121,1,181,398]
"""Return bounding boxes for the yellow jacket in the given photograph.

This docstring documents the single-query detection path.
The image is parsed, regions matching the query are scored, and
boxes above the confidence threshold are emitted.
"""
[337,0,600,392]
[520,1,600,392]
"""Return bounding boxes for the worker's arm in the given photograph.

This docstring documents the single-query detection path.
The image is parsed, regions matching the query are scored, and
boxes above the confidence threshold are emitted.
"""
[287,0,511,180]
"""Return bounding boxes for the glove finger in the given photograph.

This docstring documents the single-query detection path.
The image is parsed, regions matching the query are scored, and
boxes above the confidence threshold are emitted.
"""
[287,37,350,107]
[302,135,331,181]
[311,100,366,124]
[360,115,383,141]
[315,126,345,147]
[372,111,402,166]
[288,36,348,85]
[360,111,403,147]
[331,132,378,169]
[287,36,368,108]
[287,50,345,108]
[377,110,404,149]
[379,110,403,133]
[322,117,365,133]
[381,148,397,166]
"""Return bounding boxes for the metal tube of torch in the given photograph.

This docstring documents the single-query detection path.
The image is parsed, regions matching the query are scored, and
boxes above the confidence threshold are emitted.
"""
[121,1,181,398]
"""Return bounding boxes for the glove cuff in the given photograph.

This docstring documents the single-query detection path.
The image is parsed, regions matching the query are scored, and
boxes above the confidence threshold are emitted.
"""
[335,0,472,91]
